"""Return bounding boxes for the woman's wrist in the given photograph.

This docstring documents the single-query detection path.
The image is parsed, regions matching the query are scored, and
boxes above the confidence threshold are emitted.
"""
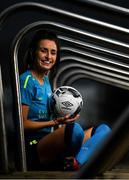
[52,119,59,126]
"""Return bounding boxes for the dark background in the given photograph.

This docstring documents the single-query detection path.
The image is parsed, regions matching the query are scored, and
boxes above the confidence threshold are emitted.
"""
[1,0,129,172]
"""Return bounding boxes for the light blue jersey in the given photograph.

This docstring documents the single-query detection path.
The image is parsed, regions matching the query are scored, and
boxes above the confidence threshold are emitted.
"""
[20,70,53,136]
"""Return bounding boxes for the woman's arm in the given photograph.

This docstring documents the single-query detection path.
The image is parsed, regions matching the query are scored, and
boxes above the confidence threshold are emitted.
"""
[22,105,56,132]
[22,105,80,132]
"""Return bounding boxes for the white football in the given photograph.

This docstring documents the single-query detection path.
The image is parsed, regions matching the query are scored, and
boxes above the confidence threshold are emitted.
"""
[51,86,83,117]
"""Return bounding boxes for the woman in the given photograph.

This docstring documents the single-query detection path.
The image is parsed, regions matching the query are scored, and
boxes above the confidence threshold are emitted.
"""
[20,29,111,171]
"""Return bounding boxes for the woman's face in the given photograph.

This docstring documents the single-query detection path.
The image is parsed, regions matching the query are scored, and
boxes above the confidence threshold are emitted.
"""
[34,39,57,72]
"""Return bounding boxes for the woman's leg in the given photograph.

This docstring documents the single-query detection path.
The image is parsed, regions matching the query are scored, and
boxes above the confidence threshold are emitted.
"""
[63,127,93,170]
[37,125,66,164]
[76,123,111,166]
[64,123,84,157]
[37,123,84,164]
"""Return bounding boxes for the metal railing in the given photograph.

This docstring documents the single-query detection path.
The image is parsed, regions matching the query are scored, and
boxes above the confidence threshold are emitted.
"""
[11,21,129,90]
[1,1,129,177]
[0,66,8,173]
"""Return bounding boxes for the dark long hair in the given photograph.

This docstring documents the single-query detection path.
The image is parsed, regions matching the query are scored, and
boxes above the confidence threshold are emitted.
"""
[23,29,60,77]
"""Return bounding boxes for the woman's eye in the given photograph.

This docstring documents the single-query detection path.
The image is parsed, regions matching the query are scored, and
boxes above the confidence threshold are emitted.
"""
[38,48,57,56]
[51,50,57,55]
[40,49,46,53]
[51,52,56,55]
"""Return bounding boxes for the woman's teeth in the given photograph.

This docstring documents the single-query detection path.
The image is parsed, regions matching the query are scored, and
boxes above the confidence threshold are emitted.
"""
[41,60,50,64]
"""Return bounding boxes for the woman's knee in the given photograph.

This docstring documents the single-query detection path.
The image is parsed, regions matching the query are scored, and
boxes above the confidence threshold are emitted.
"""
[92,123,111,136]
[65,123,84,143]
[72,123,84,141]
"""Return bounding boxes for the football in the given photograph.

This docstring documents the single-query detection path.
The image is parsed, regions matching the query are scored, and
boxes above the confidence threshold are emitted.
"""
[51,86,83,117]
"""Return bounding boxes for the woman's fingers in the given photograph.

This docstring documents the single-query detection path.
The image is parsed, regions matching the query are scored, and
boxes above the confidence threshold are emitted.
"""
[66,114,80,123]
[54,114,80,124]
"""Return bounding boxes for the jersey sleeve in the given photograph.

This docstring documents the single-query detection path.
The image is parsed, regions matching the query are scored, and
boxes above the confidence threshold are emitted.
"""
[19,76,33,106]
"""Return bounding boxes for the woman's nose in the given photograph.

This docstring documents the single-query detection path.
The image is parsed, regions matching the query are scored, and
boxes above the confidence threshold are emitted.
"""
[46,51,51,58]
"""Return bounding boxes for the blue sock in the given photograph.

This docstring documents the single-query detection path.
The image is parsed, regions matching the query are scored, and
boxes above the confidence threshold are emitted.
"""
[76,123,111,166]
[64,123,84,156]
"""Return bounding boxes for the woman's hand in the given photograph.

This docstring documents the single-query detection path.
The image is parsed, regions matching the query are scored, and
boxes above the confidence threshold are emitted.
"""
[53,114,80,125]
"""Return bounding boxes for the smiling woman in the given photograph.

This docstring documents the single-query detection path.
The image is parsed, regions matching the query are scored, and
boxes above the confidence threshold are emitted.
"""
[19,29,111,171]
[33,40,57,75]
[19,29,85,170]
